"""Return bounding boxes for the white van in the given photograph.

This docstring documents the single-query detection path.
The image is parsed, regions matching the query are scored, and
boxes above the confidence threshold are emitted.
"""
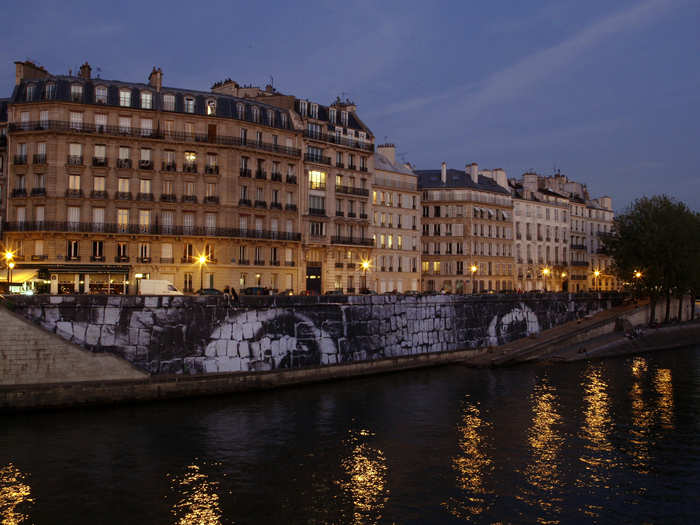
[138,280,183,295]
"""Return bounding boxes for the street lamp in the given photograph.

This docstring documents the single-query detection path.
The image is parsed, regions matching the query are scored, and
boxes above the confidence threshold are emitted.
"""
[634,270,642,279]
[197,254,208,292]
[8,261,15,288]
[470,264,478,294]
[542,267,550,292]
[593,269,601,292]
[560,271,567,293]
[360,259,370,292]
[4,251,14,287]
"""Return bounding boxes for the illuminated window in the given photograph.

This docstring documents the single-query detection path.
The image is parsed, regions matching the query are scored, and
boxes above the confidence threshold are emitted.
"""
[119,89,131,107]
[140,91,152,109]
[163,94,175,111]
[71,84,83,101]
[207,99,216,115]
[308,170,326,190]
[95,86,107,103]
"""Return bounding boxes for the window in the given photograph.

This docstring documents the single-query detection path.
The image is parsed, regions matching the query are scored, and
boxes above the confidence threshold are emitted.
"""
[70,111,83,131]
[184,96,196,113]
[93,176,105,192]
[310,222,325,237]
[69,175,81,191]
[236,103,244,119]
[163,94,175,111]
[329,108,336,123]
[267,110,275,126]
[95,113,107,132]
[40,110,49,128]
[43,82,56,100]
[67,240,80,259]
[280,113,287,127]
[119,89,131,107]
[138,243,150,260]
[119,116,131,134]
[92,241,104,259]
[341,111,348,126]
[94,144,106,162]
[207,99,216,115]
[184,181,195,196]
[309,170,326,190]
[251,107,259,122]
[139,210,151,229]
[117,242,128,258]
[118,178,130,193]
[139,179,151,194]
[95,86,108,103]
[141,118,153,137]
[206,183,217,197]
[117,209,129,231]
[299,100,307,117]
[140,91,152,109]
[71,84,83,101]
[310,103,318,118]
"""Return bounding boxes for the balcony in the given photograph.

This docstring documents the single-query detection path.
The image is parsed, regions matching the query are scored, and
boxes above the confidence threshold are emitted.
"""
[360,213,368,219]
[347,263,356,269]
[285,204,298,211]
[160,194,177,202]
[285,261,295,267]
[308,207,326,216]
[304,153,331,165]
[238,259,250,265]
[254,200,267,209]
[136,257,152,263]
[360,166,368,172]
[160,257,174,264]
[65,189,83,198]
[93,157,108,167]
[67,155,83,166]
[11,188,27,198]
[182,195,197,203]
[31,188,46,196]
[162,162,177,172]
[255,170,267,180]
[270,202,282,210]
[183,163,197,173]
[335,262,344,269]
[330,236,374,246]
[139,160,154,170]
[31,254,48,261]
[116,192,132,200]
[286,175,297,184]
[205,165,219,174]
[336,162,344,168]
[204,196,220,204]
[33,154,46,164]
[9,120,302,158]
[239,168,252,178]
[270,172,283,182]
[303,129,374,152]
[270,260,280,266]
[347,212,356,218]
[238,198,252,207]
[181,256,194,263]
[571,243,587,250]
[335,184,369,197]
[137,193,154,201]
[117,158,132,169]
[571,260,589,267]
[254,260,265,266]
[14,155,27,165]
[90,255,105,262]
[335,211,344,217]
[309,181,326,191]
[115,256,130,263]
[66,255,81,261]
[348,164,357,170]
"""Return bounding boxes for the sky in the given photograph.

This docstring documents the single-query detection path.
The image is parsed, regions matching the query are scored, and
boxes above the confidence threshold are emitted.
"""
[2,0,698,212]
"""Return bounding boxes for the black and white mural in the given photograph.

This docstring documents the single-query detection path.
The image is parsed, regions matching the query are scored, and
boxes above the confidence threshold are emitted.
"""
[10,294,607,375]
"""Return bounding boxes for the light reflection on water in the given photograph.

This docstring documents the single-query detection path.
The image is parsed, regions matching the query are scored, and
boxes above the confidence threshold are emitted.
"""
[654,368,674,428]
[629,357,653,474]
[443,397,494,520]
[518,376,564,524]
[0,463,33,525]
[337,428,389,525]
[169,463,222,525]
[577,363,616,519]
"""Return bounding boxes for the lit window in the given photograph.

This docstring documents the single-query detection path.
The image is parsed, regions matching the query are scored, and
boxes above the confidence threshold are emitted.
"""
[71,84,83,101]
[95,86,108,104]
[309,170,326,190]
[163,94,175,111]
[207,99,216,115]
[119,89,131,107]
[140,91,152,109]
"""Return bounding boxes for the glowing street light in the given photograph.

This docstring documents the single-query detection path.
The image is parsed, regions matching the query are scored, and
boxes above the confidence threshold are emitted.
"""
[593,269,601,292]
[634,270,642,279]
[470,264,478,294]
[542,267,550,292]
[360,259,371,292]
[197,254,208,292]
[8,261,15,287]
[4,251,14,287]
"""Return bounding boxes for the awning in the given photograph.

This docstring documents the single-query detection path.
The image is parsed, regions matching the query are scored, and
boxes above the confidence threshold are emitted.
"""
[0,270,37,283]
[13,263,130,274]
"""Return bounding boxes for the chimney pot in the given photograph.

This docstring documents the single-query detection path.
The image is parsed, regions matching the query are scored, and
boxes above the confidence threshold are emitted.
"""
[441,162,447,184]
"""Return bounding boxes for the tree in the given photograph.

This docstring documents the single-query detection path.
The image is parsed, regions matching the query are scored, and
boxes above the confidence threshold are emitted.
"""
[602,195,700,325]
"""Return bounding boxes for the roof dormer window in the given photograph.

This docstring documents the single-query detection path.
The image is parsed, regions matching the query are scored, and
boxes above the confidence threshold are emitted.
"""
[341,111,348,126]
[236,103,244,119]
[140,91,153,109]
[329,108,336,123]
[119,89,131,107]
[184,96,195,113]
[280,113,288,128]
[95,85,108,104]
[251,106,259,122]
[25,84,35,101]
[71,84,83,102]
[267,109,275,126]
[207,99,216,116]
[310,103,318,119]
[43,82,56,100]
[299,100,307,117]
[163,93,175,111]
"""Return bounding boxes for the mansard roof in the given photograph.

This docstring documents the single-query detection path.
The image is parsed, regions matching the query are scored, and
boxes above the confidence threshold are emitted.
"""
[416,169,511,195]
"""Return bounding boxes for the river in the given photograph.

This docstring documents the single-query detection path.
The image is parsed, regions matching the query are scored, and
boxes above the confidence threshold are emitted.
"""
[2,345,699,524]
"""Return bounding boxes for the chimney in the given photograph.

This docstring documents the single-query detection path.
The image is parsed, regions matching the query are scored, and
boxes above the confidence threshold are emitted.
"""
[522,172,538,193]
[377,143,396,164]
[469,162,478,184]
[493,168,507,188]
[14,60,50,85]
[78,62,91,79]
[148,67,163,92]
[441,162,447,184]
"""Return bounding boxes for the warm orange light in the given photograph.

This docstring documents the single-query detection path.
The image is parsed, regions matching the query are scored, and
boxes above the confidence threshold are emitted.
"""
[8,262,15,269]
[594,269,601,278]
[561,272,567,278]
[198,255,207,265]
[470,265,478,273]
[634,271,642,279]
[4,251,13,261]
[542,267,550,276]
[361,259,371,271]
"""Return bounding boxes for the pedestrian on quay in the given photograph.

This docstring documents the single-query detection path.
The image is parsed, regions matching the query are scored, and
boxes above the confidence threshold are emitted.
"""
[231,286,239,304]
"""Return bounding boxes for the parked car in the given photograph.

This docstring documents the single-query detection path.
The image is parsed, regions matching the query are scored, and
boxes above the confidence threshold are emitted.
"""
[196,288,223,295]
[403,290,421,296]
[277,289,294,296]
[241,287,269,296]
[138,280,183,295]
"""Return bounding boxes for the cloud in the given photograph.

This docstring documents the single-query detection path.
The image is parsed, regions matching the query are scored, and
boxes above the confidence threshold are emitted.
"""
[368,0,677,121]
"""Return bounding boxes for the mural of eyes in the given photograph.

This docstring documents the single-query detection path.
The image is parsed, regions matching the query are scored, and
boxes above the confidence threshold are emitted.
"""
[487,303,541,346]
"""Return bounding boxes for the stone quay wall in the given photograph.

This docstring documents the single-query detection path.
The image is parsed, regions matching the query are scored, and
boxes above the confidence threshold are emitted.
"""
[5,293,615,377]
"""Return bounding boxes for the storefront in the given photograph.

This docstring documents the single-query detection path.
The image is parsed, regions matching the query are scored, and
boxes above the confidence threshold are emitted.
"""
[12,264,131,294]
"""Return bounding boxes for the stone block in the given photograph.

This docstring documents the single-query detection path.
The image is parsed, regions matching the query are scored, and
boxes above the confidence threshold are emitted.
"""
[204,342,217,357]
[238,340,250,357]
[220,323,232,340]
[203,359,218,374]
[210,326,221,339]
[103,306,121,325]
[226,340,238,356]
[130,311,155,329]
[82,324,99,345]
[71,323,87,343]
[231,323,243,341]
[253,321,262,335]
[242,323,254,340]
[217,356,241,373]
[216,339,228,357]
[144,296,159,308]
[49,296,63,304]
[56,321,73,339]
[100,325,116,346]
[260,337,271,352]
[246,310,257,323]
[107,296,122,306]
[138,329,151,347]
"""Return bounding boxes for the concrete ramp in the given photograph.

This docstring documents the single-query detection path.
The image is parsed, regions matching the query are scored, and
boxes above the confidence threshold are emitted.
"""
[0,306,147,385]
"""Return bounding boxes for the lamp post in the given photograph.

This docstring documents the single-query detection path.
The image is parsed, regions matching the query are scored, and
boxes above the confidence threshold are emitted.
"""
[593,269,601,292]
[8,261,15,289]
[542,267,550,293]
[470,264,478,294]
[197,255,208,292]
[360,259,370,292]
[560,271,567,293]
[4,251,14,289]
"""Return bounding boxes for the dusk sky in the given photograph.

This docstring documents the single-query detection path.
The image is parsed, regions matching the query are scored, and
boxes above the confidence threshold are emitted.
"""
[2,0,698,211]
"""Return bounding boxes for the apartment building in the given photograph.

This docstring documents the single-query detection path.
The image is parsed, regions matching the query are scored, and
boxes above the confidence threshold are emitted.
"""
[511,173,570,291]
[0,100,7,242]
[510,172,617,292]
[242,87,375,294]
[3,61,304,294]
[370,144,420,293]
[416,163,514,293]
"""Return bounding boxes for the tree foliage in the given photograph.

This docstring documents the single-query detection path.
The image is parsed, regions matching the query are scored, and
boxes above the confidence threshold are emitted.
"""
[602,195,700,322]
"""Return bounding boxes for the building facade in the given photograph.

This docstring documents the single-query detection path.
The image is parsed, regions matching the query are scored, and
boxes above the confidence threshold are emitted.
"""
[3,61,304,294]
[370,144,420,292]
[416,163,514,293]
